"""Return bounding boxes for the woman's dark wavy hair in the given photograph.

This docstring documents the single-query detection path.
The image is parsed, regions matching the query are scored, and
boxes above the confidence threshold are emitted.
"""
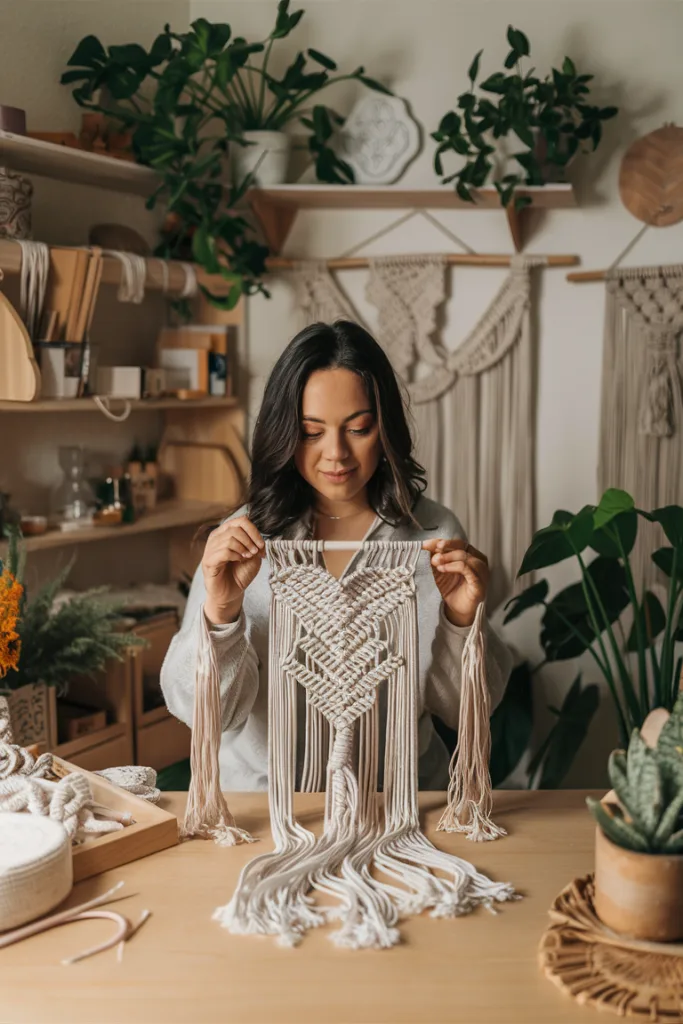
[247,320,427,537]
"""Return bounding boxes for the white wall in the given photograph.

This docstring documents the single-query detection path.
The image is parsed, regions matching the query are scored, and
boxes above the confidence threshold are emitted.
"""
[189,0,683,785]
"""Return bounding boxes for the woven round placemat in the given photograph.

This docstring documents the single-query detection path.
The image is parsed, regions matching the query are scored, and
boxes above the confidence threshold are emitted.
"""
[539,876,683,1022]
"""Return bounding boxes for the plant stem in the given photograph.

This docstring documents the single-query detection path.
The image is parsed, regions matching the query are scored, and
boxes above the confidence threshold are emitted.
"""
[615,530,650,711]
[233,70,257,125]
[257,38,274,122]
[577,550,641,728]
[661,550,681,708]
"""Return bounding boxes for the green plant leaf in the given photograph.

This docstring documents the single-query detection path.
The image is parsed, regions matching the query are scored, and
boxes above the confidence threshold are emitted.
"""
[506,26,530,57]
[594,488,635,530]
[663,828,683,853]
[626,730,663,836]
[536,677,600,788]
[562,56,576,76]
[489,661,533,786]
[653,789,683,848]
[650,506,683,550]
[586,797,651,852]
[308,48,337,71]
[149,32,173,66]
[652,547,683,582]
[503,579,549,625]
[480,72,508,94]
[656,695,683,790]
[67,34,107,68]
[517,506,594,577]
[468,49,483,84]
[599,106,619,120]
[358,75,392,95]
[627,590,666,652]
[591,509,638,559]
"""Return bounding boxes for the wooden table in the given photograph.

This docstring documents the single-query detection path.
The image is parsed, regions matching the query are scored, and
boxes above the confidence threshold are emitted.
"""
[1,790,603,1024]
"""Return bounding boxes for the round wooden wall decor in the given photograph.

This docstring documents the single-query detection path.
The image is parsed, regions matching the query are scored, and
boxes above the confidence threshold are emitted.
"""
[619,124,683,226]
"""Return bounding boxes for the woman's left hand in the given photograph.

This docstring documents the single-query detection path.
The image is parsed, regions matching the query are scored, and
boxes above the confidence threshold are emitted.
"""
[422,538,490,628]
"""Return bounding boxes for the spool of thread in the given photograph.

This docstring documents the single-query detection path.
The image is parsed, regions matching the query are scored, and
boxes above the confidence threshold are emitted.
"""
[0,813,73,930]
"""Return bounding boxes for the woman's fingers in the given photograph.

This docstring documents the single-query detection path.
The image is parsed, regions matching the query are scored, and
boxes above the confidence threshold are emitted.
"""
[430,549,489,584]
[208,522,264,560]
[206,530,258,565]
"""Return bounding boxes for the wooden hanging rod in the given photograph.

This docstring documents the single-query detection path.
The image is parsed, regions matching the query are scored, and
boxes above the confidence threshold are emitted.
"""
[566,269,608,283]
[267,253,579,272]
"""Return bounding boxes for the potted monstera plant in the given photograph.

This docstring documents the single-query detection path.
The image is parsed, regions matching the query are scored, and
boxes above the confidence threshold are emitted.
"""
[587,697,683,941]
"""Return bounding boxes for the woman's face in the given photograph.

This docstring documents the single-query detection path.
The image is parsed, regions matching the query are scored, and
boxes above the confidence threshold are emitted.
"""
[294,367,382,506]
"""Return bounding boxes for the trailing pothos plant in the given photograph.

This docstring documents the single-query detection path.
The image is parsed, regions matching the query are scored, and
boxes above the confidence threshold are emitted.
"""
[60,3,390,307]
[505,489,683,749]
[432,25,618,209]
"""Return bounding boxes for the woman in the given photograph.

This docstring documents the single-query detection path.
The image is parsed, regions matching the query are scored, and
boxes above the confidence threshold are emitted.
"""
[161,320,512,791]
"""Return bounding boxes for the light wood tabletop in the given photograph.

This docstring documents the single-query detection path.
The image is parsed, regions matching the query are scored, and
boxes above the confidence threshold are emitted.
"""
[0,790,604,1024]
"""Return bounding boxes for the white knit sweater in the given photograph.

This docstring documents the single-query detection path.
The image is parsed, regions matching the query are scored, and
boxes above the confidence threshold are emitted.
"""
[160,496,512,791]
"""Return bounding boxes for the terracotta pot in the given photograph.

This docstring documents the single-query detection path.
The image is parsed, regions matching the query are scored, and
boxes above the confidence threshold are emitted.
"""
[594,826,683,941]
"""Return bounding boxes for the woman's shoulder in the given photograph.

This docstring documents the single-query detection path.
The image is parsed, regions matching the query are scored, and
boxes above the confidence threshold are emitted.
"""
[410,495,467,540]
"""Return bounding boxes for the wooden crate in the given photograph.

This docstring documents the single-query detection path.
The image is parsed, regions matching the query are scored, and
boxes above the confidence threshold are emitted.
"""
[131,611,190,770]
[52,756,179,881]
[4,682,56,751]
[53,657,134,771]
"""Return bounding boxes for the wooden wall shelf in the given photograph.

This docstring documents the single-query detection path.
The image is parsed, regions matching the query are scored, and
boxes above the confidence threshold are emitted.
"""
[0,499,226,554]
[248,184,577,255]
[0,396,238,413]
[0,240,233,296]
[0,130,158,196]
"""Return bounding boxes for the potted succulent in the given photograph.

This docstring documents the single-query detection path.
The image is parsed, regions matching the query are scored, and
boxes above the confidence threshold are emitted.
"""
[0,532,142,749]
[432,26,618,209]
[587,697,683,941]
[61,2,390,306]
[505,489,683,748]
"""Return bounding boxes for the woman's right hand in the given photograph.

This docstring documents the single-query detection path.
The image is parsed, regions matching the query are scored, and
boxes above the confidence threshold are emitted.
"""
[202,515,265,625]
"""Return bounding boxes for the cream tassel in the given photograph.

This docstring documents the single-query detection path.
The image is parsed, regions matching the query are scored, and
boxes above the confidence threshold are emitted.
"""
[181,606,256,845]
[437,602,506,841]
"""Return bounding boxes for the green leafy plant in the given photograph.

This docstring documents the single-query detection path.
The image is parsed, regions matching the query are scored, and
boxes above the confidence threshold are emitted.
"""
[61,3,391,305]
[587,695,683,853]
[487,662,599,788]
[1,535,143,694]
[505,489,683,748]
[432,25,618,208]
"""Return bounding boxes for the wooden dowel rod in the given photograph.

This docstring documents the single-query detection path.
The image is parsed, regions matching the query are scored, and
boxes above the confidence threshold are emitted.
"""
[267,253,579,271]
[566,269,608,283]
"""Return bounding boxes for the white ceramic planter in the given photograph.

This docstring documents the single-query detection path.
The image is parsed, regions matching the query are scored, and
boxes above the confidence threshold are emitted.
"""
[232,130,290,187]
[594,826,683,942]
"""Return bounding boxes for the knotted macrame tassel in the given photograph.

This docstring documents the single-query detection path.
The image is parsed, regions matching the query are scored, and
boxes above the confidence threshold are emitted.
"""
[181,607,256,846]
[437,602,506,842]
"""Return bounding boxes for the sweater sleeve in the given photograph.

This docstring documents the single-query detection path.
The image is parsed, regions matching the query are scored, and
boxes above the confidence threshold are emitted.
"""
[422,506,512,730]
[160,563,260,733]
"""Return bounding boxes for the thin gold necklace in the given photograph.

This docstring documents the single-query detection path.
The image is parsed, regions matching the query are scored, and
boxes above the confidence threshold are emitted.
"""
[314,507,370,521]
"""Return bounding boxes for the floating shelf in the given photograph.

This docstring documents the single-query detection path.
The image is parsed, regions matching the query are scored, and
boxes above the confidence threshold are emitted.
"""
[0,130,158,196]
[0,239,234,296]
[0,396,238,413]
[0,499,226,554]
[248,184,577,254]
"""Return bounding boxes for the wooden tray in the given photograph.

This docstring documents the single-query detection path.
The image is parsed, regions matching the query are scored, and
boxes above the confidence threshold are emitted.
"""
[51,756,179,881]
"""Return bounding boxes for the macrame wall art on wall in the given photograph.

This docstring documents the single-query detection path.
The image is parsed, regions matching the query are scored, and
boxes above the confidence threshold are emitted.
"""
[290,254,543,609]
[184,540,517,950]
[599,263,683,589]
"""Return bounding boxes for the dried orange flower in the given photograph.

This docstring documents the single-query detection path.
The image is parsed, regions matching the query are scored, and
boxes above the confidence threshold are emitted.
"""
[0,567,22,679]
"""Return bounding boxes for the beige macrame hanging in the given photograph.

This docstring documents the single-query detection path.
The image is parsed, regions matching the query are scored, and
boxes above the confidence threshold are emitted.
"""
[290,255,542,608]
[599,264,683,590]
[184,540,516,950]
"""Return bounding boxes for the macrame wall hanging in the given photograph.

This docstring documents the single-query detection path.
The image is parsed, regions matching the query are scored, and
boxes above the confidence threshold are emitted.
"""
[567,126,683,590]
[184,540,517,950]
[289,251,543,609]
[599,263,683,589]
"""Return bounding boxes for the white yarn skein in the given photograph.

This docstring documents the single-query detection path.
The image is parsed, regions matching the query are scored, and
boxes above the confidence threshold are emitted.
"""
[0,813,73,931]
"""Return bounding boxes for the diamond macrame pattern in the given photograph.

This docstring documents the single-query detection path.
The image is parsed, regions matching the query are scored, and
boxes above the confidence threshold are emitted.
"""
[269,564,415,729]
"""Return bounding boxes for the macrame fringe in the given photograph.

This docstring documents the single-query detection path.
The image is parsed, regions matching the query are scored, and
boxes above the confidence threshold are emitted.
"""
[437,602,506,842]
[181,607,256,845]
[215,541,516,950]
